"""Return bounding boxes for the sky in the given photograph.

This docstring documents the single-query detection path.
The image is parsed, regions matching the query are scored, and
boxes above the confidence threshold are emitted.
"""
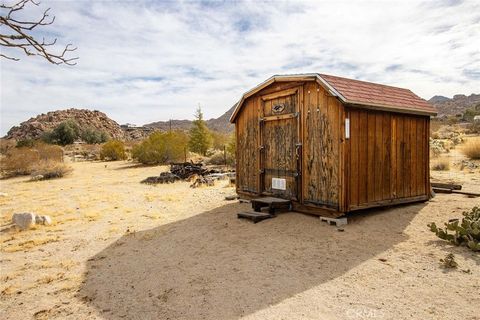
[1,0,479,135]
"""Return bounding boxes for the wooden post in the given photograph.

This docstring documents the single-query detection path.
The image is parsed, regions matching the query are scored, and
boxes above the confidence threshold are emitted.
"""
[223,145,227,167]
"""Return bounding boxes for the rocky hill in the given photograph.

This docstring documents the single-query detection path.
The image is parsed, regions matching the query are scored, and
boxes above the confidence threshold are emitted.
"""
[145,105,235,133]
[428,94,480,117]
[6,108,125,140]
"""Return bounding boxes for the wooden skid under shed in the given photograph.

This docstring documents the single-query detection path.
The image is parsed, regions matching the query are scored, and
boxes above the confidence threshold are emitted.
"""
[237,211,275,223]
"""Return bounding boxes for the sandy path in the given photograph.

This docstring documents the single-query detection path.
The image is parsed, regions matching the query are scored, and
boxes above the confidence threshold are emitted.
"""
[1,161,479,320]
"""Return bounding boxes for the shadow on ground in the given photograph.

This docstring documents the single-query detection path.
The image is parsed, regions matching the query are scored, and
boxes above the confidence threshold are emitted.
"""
[80,202,422,319]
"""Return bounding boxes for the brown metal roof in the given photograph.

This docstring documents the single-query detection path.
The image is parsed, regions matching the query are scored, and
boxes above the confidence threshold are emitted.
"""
[229,74,437,122]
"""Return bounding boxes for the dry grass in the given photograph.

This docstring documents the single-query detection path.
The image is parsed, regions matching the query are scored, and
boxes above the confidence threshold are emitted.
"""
[2,236,61,253]
[35,143,64,162]
[0,138,16,155]
[431,157,450,171]
[0,147,40,177]
[30,160,72,180]
[1,144,67,179]
[36,272,65,285]
[1,285,18,296]
[84,211,101,222]
[461,138,480,159]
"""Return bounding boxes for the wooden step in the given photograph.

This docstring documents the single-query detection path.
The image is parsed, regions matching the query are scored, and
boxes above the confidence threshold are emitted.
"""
[237,211,275,223]
[251,197,292,214]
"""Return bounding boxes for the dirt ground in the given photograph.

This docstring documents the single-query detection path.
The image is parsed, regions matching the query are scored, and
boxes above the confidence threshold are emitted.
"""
[0,160,479,320]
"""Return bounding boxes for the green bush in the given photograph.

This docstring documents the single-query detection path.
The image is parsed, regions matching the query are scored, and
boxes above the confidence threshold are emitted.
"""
[132,131,188,165]
[428,206,480,252]
[188,108,212,156]
[80,127,109,144]
[16,138,36,148]
[42,119,80,145]
[211,131,230,150]
[100,140,126,161]
[226,131,235,158]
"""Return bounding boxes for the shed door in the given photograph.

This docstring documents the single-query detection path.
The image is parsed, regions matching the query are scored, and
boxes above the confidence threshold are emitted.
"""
[260,88,301,200]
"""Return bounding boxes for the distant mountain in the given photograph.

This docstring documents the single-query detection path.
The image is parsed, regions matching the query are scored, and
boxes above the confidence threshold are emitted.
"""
[6,108,125,140]
[4,105,237,141]
[145,104,235,133]
[428,94,480,117]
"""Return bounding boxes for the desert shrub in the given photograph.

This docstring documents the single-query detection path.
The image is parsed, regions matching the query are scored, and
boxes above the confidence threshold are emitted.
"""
[43,120,80,145]
[462,103,480,122]
[0,148,40,177]
[211,131,230,150]
[439,253,458,269]
[30,160,72,180]
[100,140,126,161]
[470,122,480,134]
[35,142,64,162]
[430,138,448,158]
[132,131,188,164]
[461,138,480,160]
[80,127,109,144]
[206,150,235,166]
[226,131,235,157]
[0,139,16,155]
[16,138,36,148]
[431,158,450,171]
[428,206,480,252]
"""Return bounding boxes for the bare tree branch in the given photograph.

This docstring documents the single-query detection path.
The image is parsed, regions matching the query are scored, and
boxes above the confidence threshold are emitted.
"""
[0,0,78,65]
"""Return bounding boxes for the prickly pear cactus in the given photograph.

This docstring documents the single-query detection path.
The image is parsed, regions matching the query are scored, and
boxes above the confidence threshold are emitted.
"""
[428,206,480,252]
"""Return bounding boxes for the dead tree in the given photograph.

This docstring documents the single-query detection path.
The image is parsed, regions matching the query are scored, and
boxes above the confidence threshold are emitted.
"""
[0,0,78,65]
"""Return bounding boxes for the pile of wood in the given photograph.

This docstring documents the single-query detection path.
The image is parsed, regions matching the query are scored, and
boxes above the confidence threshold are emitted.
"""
[170,162,207,180]
[141,162,234,186]
[190,176,215,188]
[432,182,480,198]
[141,172,181,184]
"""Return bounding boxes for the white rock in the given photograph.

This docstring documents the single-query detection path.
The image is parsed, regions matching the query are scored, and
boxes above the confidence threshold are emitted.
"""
[42,215,52,225]
[31,175,44,181]
[0,192,8,197]
[35,215,52,225]
[12,213,36,230]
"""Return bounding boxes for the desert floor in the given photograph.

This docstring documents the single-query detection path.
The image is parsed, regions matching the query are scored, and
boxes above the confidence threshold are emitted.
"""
[0,160,479,320]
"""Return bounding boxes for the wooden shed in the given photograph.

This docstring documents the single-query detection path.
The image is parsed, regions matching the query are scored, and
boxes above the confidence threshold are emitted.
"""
[230,73,437,217]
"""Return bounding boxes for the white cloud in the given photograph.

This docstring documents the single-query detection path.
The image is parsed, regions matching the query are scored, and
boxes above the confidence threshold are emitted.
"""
[1,0,479,135]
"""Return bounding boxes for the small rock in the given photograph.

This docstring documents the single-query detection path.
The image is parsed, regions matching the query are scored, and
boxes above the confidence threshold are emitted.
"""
[12,213,36,230]
[0,192,8,197]
[225,195,239,201]
[35,215,52,225]
[337,227,344,232]
[31,174,44,181]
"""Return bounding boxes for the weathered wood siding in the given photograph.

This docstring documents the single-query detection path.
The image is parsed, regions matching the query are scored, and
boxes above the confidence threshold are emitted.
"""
[235,97,259,193]
[346,108,429,210]
[234,79,430,215]
[261,92,299,199]
[302,82,343,210]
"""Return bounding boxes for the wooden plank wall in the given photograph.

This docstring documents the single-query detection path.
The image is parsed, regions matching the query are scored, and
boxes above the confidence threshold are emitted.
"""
[235,97,259,193]
[347,108,429,210]
[262,95,298,199]
[302,82,341,209]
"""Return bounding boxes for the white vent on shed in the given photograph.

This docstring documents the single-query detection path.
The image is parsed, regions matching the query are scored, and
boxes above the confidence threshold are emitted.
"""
[272,178,286,190]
